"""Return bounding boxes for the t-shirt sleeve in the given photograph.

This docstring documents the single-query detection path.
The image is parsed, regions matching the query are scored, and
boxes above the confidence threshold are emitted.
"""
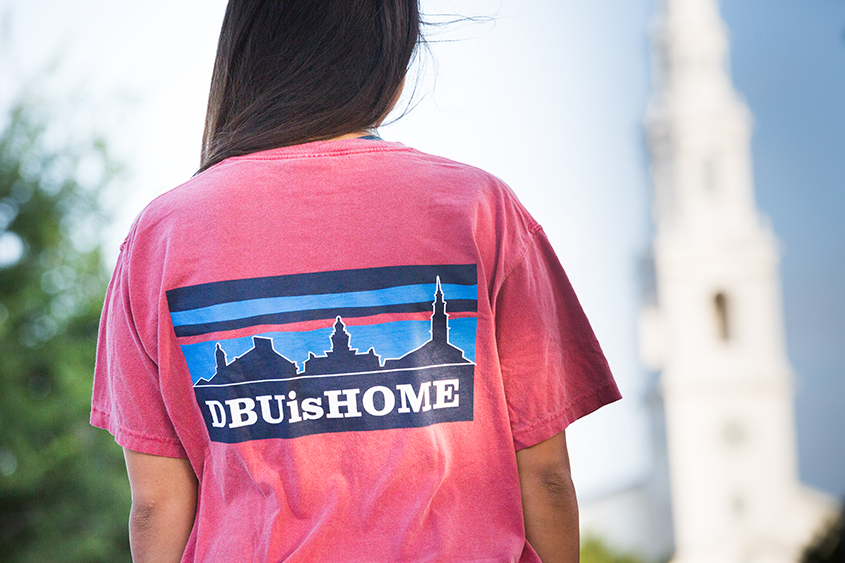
[495,227,621,450]
[90,239,187,458]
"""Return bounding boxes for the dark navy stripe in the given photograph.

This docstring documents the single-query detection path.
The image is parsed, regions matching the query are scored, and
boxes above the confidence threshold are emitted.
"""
[167,264,477,313]
[173,299,478,337]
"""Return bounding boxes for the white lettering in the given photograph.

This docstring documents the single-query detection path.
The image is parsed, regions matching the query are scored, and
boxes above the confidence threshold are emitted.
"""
[301,397,325,420]
[362,386,396,416]
[256,395,285,424]
[287,390,302,423]
[396,382,432,413]
[203,377,463,435]
[226,398,258,428]
[432,379,460,409]
[324,389,362,418]
[205,400,227,427]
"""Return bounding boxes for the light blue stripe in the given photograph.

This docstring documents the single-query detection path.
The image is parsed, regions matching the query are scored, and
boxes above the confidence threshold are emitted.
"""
[170,283,477,327]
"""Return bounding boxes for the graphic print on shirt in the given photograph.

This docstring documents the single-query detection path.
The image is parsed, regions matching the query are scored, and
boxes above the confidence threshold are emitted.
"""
[166,264,477,443]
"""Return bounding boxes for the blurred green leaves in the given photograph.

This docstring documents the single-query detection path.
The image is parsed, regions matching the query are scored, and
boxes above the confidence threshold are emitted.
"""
[0,100,131,562]
[581,536,648,563]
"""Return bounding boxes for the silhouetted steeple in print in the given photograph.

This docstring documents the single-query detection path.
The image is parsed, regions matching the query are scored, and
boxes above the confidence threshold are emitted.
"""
[383,277,469,370]
[197,336,298,385]
[302,317,381,376]
[431,276,448,343]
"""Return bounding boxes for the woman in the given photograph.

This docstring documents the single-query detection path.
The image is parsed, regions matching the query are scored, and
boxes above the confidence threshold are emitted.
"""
[91,1,620,562]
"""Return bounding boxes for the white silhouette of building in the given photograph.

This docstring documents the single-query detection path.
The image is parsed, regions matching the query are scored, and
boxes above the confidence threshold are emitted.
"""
[581,0,835,561]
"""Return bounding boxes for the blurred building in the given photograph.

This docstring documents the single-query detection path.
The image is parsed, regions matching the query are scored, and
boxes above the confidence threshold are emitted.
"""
[580,0,836,561]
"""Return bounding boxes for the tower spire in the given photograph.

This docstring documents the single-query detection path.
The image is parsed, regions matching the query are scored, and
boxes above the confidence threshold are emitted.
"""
[641,1,835,560]
[330,316,351,352]
[647,0,760,236]
[214,343,227,374]
[431,276,448,344]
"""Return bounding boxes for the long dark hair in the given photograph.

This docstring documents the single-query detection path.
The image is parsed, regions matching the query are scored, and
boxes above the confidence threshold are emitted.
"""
[198,0,421,173]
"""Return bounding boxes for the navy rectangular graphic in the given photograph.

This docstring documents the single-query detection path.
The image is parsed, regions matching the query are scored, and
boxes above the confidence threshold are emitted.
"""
[167,264,478,443]
[195,364,474,443]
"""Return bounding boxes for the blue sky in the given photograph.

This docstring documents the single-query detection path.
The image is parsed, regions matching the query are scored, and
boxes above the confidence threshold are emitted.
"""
[720,0,845,495]
[2,0,843,498]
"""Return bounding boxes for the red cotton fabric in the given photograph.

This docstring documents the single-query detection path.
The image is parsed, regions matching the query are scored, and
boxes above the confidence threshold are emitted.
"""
[91,138,620,562]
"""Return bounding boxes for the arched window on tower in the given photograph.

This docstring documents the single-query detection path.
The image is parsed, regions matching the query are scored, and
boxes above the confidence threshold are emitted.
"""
[714,292,731,342]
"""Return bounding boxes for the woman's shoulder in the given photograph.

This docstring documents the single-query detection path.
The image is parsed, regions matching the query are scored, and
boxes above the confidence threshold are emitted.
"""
[130,139,532,238]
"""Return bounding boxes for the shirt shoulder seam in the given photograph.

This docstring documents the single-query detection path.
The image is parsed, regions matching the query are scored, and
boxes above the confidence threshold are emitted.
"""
[499,224,545,288]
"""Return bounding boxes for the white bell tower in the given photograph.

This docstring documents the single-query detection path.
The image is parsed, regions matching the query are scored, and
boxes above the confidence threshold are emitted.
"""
[640,0,834,562]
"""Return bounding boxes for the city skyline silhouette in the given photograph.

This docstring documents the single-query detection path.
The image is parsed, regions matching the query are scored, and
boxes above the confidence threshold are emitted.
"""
[197,277,471,386]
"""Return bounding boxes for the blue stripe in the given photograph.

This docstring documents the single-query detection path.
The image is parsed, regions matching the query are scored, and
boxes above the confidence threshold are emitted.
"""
[170,283,477,328]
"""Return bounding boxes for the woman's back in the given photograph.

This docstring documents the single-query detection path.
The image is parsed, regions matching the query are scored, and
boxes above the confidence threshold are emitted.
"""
[91,2,620,561]
[93,138,618,561]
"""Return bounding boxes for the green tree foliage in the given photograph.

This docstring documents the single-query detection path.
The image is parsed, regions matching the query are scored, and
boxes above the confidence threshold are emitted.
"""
[581,536,647,563]
[0,101,131,562]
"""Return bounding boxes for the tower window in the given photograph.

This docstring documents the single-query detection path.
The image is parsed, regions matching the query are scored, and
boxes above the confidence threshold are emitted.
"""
[714,292,730,341]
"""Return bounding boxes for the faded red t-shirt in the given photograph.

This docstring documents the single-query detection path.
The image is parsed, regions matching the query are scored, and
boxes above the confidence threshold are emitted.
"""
[91,139,620,562]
